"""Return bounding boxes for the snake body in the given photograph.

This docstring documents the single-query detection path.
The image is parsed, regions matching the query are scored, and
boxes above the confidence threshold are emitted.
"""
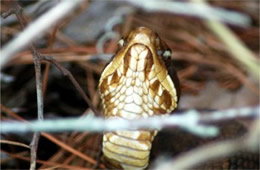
[98,27,180,169]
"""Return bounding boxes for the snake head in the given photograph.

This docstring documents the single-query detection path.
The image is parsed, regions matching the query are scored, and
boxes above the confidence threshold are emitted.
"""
[99,27,179,116]
[118,27,172,65]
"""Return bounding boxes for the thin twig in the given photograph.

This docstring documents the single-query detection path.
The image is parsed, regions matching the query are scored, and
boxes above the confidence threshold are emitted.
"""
[30,132,40,170]
[1,1,100,167]
[1,106,259,136]
[0,0,83,68]
[2,1,100,113]
[4,2,44,169]
[40,55,100,116]
[173,52,259,94]
[1,104,105,168]
[0,139,30,149]
[42,23,59,99]
[1,150,91,170]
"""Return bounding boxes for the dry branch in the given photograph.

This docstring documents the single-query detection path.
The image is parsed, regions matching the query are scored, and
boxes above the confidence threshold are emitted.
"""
[2,1,45,169]
[1,106,259,136]
[1,104,104,168]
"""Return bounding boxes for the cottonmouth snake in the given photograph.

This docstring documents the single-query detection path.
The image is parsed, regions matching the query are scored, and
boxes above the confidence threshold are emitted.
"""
[98,27,259,169]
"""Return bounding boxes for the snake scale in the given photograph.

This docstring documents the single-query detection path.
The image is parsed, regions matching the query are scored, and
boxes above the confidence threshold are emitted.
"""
[98,27,259,169]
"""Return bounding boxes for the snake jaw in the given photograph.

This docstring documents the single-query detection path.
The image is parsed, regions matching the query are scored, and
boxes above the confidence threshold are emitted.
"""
[99,27,179,169]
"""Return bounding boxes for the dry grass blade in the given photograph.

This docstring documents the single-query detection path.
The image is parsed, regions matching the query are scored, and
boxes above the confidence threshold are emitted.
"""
[0,139,30,149]
[0,0,83,67]
[1,104,105,169]
[1,150,91,170]
[205,12,259,80]
[154,119,260,170]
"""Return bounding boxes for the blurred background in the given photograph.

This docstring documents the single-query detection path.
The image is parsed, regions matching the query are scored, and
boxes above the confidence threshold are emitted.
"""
[1,0,259,169]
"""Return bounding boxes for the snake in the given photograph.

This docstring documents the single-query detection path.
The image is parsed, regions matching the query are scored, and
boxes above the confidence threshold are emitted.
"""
[98,27,180,169]
[98,27,259,169]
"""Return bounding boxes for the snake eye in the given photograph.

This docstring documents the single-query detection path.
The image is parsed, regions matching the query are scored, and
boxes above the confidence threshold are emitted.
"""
[163,50,172,59]
[157,49,163,56]
[118,39,124,47]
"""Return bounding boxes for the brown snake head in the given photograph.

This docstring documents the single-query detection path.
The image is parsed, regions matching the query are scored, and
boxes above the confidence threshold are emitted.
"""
[98,27,180,169]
